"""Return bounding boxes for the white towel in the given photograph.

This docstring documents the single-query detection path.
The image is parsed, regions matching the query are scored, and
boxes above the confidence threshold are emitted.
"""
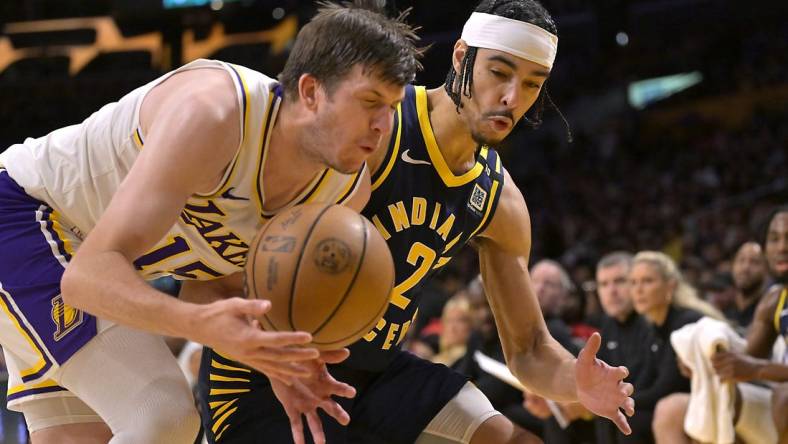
[670,317,746,444]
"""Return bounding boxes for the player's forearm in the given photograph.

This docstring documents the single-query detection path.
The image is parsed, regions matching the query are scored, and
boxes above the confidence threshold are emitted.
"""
[505,330,578,402]
[62,250,200,339]
[179,272,244,304]
[756,361,788,382]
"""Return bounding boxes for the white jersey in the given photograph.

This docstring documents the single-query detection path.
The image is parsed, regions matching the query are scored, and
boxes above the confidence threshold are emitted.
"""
[0,59,366,281]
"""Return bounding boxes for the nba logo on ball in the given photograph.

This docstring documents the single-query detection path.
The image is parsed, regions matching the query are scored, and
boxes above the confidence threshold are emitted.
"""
[314,238,352,274]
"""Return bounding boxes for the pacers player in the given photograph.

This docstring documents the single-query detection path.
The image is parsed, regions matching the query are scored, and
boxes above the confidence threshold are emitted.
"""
[199,1,635,443]
[0,3,421,443]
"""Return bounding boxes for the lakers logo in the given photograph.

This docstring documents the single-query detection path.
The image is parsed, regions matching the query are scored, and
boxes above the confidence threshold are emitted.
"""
[51,295,84,341]
[313,238,351,274]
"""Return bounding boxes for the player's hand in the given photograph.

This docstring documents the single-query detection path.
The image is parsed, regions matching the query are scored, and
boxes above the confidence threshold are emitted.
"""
[191,297,320,382]
[575,333,635,435]
[522,392,553,419]
[271,350,356,444]
[711,350,763,382]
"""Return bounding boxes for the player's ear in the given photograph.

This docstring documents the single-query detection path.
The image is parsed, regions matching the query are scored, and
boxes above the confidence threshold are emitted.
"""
[452,40,469,75]
[297,73,320,110]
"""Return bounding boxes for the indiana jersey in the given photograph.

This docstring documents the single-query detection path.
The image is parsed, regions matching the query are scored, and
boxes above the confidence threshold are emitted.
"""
[0,59,365,282]
[346,85,504,370]
[776,287,787,363]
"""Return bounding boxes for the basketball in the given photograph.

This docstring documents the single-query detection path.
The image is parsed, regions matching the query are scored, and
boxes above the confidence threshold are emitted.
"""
[244,203,395,350]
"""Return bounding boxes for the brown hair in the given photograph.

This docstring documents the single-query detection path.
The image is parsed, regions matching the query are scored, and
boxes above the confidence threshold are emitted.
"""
[279,1,423,98]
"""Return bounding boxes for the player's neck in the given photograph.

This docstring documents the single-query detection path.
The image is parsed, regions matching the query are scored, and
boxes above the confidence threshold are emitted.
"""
[426,87,480,175]
[263,101,326,210]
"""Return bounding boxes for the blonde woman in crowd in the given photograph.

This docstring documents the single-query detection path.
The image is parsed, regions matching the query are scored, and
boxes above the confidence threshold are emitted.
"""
[630,251,725,328]
[432,295,473,368]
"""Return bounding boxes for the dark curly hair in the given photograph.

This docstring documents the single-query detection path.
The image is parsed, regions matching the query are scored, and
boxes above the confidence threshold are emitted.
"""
[444,0,566,136]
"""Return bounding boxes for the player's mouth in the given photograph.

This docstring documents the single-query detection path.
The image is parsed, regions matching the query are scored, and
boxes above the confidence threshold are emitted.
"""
[774,258,788,272]
[488,117,512,132]
[359,144,375,154]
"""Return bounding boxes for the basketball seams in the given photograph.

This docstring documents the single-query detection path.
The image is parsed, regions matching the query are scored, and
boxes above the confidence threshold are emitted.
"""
[310,212,368,337]
[311,218,393,348]
[287,204,333,331]
[247,216,280,331]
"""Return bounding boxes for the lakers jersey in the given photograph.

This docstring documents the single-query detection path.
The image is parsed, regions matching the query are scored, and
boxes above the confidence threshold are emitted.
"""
[346,85,504,370]
[776,287,787,363]
[0,59,365,281]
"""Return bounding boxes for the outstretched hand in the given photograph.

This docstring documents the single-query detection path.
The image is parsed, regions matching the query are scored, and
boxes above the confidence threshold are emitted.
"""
[271,349,356,444]
[576,332,635,435]
[194,298,322,382]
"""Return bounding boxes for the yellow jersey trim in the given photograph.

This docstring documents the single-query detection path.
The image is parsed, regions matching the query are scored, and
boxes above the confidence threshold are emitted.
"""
[8,379,60,396]
[212,398,239,420]
[49,210,75,257]
[433,257,452,270]
[209,388,250,396]
[0,287,48,381]
[775,288,787,333]
[197,63,253,199]
[254,92,279,218]
[215,424,231,441]
[211,358,251,373]
[415,86,483,188]
[132,128,144,149]
[212,406,238,433]
[371,103,402,191]
[470,179,500,238]
[336,163,367,204]
[210,374,250,383]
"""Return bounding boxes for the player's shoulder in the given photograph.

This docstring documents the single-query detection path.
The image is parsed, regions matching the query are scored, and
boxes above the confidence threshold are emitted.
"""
[476,168,531,256]
[754,283,785,321]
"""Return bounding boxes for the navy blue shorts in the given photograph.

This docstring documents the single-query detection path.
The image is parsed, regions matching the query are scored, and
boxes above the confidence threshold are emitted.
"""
[197,348,467,443]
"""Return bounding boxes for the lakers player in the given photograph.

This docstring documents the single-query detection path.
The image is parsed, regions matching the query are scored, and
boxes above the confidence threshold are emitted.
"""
[198,1,635,443]
[0,2,421,443]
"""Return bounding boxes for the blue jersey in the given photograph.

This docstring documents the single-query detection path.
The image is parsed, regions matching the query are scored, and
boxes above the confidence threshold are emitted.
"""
[347,85,505,370]
[776,287,787,363]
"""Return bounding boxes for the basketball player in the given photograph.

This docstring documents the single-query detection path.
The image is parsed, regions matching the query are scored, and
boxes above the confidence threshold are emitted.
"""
[653,207,788,444]
[0,3,421,443]
[199,1,635,443]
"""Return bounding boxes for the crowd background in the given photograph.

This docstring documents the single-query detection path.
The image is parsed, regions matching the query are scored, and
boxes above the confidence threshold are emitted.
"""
[0,0,785,442]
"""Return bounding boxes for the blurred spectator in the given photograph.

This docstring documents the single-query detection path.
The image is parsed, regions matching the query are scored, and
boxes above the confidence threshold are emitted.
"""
[432,295,472,368]
[701,271,736,314]
[593,251,655,443]
[530,260,582,353]
[727,241,770,331]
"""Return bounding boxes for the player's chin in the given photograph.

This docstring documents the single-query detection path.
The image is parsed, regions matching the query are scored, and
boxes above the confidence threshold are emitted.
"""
[331,157,365,175]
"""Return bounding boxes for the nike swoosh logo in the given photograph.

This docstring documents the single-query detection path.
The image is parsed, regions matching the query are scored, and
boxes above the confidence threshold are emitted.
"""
[401,149,431,166]
[221,187,249,201]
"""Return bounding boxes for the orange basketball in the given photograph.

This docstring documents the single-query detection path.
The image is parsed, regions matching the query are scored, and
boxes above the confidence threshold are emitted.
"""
[244,203,394,350]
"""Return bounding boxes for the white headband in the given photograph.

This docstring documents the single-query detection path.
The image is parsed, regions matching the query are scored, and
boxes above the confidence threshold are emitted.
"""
[461,12,558,70]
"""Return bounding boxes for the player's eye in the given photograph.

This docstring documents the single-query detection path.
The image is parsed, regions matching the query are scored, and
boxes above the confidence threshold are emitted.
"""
[490,70,506,79]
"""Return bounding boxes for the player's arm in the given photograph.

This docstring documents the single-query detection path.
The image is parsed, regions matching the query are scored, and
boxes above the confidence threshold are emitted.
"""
[476,170,634,433]
[179,272,245,304]
[713,286,788,382]
[474,172,576,400]
[746,286,781,358]
[61,70,318,378]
